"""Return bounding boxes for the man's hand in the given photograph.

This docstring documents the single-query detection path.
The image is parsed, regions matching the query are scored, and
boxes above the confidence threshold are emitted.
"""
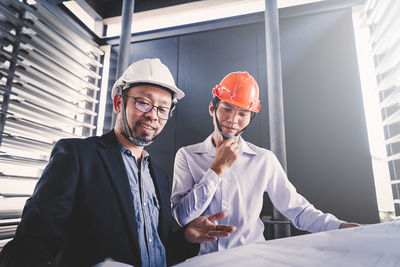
[210,135,240,176]
[339,222,360,229]
[184,211,237,243]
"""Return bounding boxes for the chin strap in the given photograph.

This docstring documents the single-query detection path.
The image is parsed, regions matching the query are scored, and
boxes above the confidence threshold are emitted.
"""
[212,97,255,140]
[119,85,153,147]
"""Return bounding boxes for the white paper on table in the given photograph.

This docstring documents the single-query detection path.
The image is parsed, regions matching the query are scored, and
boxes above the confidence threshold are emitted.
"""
[174,220,400,267]
[92,258,134,267]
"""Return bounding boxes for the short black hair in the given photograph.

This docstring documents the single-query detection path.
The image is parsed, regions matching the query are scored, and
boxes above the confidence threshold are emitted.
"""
[212,96,255,118]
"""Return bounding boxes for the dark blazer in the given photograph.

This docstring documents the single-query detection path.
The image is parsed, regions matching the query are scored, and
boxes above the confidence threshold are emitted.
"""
[0,131,198,267]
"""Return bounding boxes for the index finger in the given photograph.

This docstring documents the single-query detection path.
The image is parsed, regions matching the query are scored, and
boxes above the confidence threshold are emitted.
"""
[207,211,228,222]
[215,224,237,233]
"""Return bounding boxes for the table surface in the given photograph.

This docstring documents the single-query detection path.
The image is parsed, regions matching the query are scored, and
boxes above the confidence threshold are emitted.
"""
[174,220,400,267]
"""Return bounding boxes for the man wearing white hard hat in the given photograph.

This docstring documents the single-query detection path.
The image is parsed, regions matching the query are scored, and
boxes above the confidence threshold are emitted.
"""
[0,58,236,267]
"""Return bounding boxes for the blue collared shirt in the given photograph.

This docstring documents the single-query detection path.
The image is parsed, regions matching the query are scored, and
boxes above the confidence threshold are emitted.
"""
[171,135,344,255]
[121,147,166,267]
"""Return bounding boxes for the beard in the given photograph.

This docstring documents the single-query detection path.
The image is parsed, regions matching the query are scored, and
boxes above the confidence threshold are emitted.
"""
[117,113,163,147]
[130,119,160,142]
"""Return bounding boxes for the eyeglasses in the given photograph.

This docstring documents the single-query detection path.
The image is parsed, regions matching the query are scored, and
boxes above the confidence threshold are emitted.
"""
[125,96,172,120]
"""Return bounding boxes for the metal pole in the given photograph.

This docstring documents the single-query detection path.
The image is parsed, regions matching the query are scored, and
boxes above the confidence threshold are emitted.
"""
[111,0,135,127]
[264,0,291,238]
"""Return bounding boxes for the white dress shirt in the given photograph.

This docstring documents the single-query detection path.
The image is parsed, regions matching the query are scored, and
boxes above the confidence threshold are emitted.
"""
[171,135,344,255]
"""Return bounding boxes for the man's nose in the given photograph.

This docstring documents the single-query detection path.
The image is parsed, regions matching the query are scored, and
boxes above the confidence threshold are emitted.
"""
[227,111,239,124]
[146,106,158,120]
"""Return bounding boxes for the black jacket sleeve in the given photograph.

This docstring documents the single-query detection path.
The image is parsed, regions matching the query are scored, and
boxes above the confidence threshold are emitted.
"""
[165,224,200,266]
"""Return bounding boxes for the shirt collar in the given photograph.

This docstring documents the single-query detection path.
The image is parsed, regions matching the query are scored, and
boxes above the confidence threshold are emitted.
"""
[120,144,150,162]
[192,134,257,156]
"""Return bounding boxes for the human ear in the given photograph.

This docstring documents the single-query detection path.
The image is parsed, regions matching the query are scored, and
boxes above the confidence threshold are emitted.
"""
[209,101,214,117]
[113,94,122,113]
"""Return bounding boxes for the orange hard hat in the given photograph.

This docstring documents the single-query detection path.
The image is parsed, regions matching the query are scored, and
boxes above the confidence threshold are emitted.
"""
[212,71,261,113]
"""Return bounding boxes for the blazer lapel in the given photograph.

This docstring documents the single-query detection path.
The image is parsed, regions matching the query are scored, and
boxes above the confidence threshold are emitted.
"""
[98,131,140,252]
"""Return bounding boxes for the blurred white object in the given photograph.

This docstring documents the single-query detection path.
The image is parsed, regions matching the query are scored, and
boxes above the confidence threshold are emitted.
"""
[174,220,400,267]
[93,258,133,267]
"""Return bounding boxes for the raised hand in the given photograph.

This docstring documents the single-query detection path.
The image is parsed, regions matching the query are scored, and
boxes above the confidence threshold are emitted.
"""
[184,211,237,243]
[210,134,240,176]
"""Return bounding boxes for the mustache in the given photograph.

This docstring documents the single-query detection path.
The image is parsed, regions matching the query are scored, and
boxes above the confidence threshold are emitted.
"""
[135,118,158,132]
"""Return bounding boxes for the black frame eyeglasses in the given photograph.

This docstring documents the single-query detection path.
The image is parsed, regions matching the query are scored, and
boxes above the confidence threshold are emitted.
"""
[125,95,172,120]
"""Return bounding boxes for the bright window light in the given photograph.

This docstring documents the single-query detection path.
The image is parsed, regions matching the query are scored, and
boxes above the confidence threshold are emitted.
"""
[352,9,395,218]
[63,1,96,32]
[64,0,326,38]
[97,45,112,136]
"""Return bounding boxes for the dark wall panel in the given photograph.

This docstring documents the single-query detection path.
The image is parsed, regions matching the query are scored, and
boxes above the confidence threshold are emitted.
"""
[177,24,268,149]
[279,9,379,223]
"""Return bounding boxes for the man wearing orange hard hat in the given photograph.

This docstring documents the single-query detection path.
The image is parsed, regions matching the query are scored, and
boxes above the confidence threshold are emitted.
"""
[171,71,358,255]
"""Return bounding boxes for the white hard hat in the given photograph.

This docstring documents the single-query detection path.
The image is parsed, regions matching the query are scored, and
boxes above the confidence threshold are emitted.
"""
[111,58,184,100]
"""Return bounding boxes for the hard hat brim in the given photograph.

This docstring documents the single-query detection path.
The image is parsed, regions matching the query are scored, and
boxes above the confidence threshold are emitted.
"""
[112,80,185,100]
[218,97,261,113]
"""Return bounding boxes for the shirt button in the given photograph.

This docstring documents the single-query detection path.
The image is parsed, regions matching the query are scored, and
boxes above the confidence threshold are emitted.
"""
[149,238,152,243]
[144,202,147,206]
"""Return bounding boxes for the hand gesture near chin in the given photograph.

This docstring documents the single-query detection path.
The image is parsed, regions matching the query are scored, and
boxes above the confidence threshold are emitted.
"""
[211,134,240,176]
[184,211,237,243]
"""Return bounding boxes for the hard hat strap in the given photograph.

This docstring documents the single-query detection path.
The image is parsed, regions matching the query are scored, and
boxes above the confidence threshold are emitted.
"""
[213,99,235,139]
[169,98,177,118]
[213,96,255,140]
[120,89,153,147]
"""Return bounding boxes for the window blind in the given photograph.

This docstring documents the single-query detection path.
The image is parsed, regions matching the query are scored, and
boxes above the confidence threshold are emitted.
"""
[0,0,103,245]
[364,0,400,216]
